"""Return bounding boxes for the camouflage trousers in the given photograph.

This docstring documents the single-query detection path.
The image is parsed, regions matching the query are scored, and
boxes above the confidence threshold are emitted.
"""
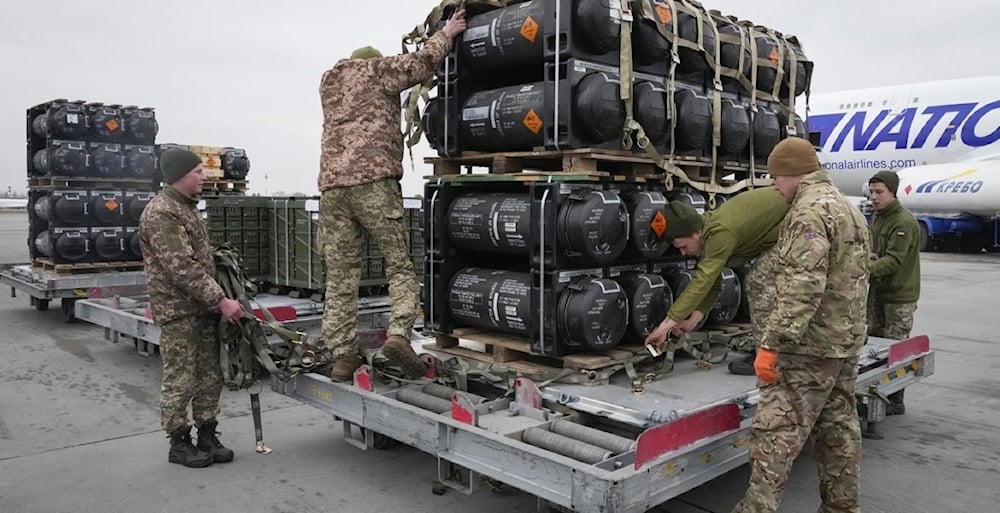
[320,179,420,359]
[867,299,916,340]
[736,246,780,353]
[733,353,861,513]
[159,314,223,434]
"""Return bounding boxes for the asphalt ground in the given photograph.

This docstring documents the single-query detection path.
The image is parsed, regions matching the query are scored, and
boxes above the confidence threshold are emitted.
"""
[1,210,998,513]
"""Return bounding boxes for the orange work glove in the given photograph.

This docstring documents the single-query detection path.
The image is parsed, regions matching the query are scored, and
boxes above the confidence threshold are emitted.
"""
[754,348,780,384]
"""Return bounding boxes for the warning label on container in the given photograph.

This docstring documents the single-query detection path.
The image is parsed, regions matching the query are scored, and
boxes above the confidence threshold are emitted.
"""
[769,48,780,64]
[655,5,672,24]
[522,108,543,135]
[105,199,119,212]
[650,211,667,238]
[520,16,539,43]
[204,156,218,168]
[105,119,119,132]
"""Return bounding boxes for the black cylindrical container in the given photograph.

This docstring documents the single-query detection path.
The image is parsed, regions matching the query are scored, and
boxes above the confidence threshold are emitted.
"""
[623,191,670,258]
[573,72,625,144]
[123,145,158,177]
[90,192,124,227]
[128,230,143,260]
[33,192,88,226]
[446,193,532,255]
[124,193,153,226]
[752,105,781,159]
[32,102,88,140]
[707,267,742,325]
[676,7,717,74]
[780,39,811,99]
[557,274,628,351]
[122,107,158,144]
[35,231,89,262]
[458,0,620,72]
[734,264,751,323]
[557,190,629,264]
[633,3,673,66]
[662,267,707,330]
[222,148,250,180]
[91,229,126,262]
[89,144,125,177]
[717,17,752,89]
[88,105,124,141]
[719,98,750,156]
[448,267,533,336]
[460,84,546,151]
[633,80,669,148]
[616,271,672,341]
[446,190,628,265]
[674,88,712,151]
[32,143,87,176]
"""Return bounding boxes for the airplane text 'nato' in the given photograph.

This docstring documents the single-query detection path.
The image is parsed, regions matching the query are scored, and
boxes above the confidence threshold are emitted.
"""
[809,100,1000,152]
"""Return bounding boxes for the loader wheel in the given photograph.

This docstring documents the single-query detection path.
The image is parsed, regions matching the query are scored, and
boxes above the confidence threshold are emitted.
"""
[32,297,50,311]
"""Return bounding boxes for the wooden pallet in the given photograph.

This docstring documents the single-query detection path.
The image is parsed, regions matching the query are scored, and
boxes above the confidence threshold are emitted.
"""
[423,327,652,371]
[202,179,248,194]
[32,258,143,274]
[28,176,158,191]
[426,148,771,187]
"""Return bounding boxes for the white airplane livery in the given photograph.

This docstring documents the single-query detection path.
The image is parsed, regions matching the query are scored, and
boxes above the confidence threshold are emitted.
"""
[807,75,1000,250]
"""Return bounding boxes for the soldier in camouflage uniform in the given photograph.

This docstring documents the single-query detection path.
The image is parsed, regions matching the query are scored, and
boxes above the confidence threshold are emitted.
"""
[644,188,789,375]
[140,148,245,468]
[317,10,467,382]
[732,137,871,513]
[867,170,921,416]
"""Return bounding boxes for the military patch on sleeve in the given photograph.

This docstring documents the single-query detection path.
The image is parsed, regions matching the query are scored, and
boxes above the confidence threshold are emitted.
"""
[803,230,818,239]
[163,226,183,252]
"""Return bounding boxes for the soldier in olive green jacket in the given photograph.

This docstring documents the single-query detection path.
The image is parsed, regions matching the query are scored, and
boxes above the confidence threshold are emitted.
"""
[644,187,789,374]
[867,170,921,416]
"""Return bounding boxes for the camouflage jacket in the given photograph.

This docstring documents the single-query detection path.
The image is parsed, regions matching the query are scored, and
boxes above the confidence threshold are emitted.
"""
[317,30,453,191]
[869,199,921,303]
[668,188,789,321]
[762,171,872,358]
[139,186,224,324]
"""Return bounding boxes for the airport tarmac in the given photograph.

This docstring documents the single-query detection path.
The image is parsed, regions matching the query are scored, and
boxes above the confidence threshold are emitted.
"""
[1,209,998,513]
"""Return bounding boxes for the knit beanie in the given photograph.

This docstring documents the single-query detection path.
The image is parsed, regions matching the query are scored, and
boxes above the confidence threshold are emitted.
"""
[160,148,202,185]
[869,170,900,196]
[767,137,821,176]
[350,46,383,60]
[662,200,704,239]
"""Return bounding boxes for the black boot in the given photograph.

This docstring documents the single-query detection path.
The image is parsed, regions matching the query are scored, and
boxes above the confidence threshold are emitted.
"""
[197,419,235,463]
[168,428,214,468]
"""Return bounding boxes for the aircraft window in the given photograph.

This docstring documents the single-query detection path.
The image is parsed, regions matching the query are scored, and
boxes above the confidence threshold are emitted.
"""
[913,97,919,103]
[882,100,888,106]
[867,102,873,107]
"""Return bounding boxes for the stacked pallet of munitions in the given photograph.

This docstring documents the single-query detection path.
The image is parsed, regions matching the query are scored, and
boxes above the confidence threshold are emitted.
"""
[26,99,159,271]
[158,143,251,196]
[416,0,810,358]
[201,196,424,298]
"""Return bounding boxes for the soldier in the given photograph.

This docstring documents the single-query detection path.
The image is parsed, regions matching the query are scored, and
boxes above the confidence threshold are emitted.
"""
[140,148,245,468]
[644,187,789,375]
[317,10,467,382]
[867,170,921,416]
[732,137,871,513]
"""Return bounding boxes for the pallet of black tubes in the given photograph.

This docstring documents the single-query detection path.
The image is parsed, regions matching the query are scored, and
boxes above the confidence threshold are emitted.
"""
[417,166,748,381]
[26,99,160,273]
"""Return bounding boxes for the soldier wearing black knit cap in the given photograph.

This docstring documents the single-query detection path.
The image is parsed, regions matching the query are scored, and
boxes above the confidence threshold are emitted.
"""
[866,169,921,420]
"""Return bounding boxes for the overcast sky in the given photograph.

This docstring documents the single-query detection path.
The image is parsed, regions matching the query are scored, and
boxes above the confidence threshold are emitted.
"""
[2,0,997,198]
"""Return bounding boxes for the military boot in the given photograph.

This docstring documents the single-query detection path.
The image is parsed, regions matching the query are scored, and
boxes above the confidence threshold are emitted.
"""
[330,355,362,383]
[728,354,756,376]
[168,428,213,468]
[381,335,426,379]
[196,419,235,463]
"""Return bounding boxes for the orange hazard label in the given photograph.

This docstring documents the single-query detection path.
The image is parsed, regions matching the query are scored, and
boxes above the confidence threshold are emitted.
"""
[522,108,543,135]
[520,16,539,43]
[655,5,672,25]
[769,48,780,64]
[204,156,218,168]
[105,199,119,212]
[650,211,667,238]
[105,119,119,131]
